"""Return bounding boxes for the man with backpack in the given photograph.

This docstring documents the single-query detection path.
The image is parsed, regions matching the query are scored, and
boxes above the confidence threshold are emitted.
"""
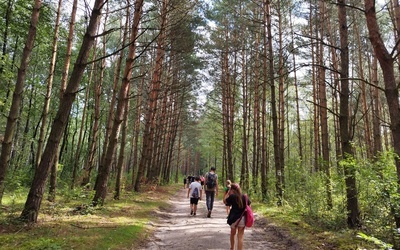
[187,176,202,216]
[204,167,219,218]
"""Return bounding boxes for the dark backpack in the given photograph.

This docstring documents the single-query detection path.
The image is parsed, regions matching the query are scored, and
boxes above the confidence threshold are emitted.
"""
[192,187,199,198]
[206,173,216,189]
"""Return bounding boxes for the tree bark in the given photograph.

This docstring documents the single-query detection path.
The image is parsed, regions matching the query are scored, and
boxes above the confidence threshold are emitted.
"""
[48,0,78,200]
[114,6,131,199]
[277,0,286,196]
[317,0,332,210]
[261,0,269,202]
[94,0,144,204]
[371,56,382,155]
[0,0,42,204]
[365,0,400,228]
[130,61,145,188]
[252,24,261,196]
[338,0,361,228]
[289,9,303,163]
[240,41,249,191]
[135,0,168,191]
[41,0,62,201]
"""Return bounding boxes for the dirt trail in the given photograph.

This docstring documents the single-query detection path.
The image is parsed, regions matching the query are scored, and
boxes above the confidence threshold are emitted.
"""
[138,188,302,250]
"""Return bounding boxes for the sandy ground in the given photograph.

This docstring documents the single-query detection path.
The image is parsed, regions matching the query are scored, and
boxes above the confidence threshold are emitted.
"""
[138,188,303,250]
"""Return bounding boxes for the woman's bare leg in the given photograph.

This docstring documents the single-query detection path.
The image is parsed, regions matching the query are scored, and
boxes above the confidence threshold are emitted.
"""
[237,227,245,250]
[230,227,237,250]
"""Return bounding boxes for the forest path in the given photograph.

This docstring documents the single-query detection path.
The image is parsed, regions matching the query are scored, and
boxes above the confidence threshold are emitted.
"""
[138,188,302,250]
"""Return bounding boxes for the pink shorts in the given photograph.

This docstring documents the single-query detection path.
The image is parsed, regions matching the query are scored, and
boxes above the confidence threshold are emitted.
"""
[230,217,245,228]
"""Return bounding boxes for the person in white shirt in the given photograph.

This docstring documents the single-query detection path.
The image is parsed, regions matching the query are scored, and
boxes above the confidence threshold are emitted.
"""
[187,176,202,216]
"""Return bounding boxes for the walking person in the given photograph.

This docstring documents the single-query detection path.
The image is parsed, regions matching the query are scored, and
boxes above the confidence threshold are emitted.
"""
[204,167,218,218]
[223,183,251,250]
[224,180,232,216]
[200,175,205,186]
[183,175,187,189]
[187,176,202,216]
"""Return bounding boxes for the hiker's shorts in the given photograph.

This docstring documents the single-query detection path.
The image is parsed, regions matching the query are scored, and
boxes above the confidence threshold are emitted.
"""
[190,197,199,205]
[231,217,245,228]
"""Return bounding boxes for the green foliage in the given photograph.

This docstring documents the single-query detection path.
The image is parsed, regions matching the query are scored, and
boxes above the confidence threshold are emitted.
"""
[357,232,393,250]
[281,152,399,247]
[285,167,347,230]
[58,185,95,205]
[0,184,178,250]
[357,151,398,243]
[259,204,378,249]
[1,190,26,221]
[4,166,34,190]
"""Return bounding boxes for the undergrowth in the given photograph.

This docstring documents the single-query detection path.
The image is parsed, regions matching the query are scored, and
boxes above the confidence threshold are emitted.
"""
[0,183,179,250]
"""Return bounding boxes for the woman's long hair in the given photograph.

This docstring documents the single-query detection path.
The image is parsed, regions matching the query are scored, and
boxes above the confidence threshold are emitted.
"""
[230,183,244,209]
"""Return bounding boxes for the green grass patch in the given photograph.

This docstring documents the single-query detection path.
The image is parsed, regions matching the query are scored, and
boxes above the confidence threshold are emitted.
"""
[254,204,383,250]
[0,183,180,250]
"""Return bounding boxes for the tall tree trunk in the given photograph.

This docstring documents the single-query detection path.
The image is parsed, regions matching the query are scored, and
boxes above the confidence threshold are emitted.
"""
[48,0,78,200]
[365,0,400,229]
[19,0,104,222]
[174,123,183,183]
[94,0,144,204]
[277,0,285,195]
[317,0,333,210]
[0,0,42,204]
[326,14,341,170]
[94,3,114,191]
[221,26,234,181]
[261,0,269,202]
[310,1,320,173]
[42,0,62,200]
[221,48,229,181]
[371,56,382,155]
[114,88,130,199]
[36,0,62,170]
[114,5,132,200]
[289,9,303,162]
[71,38,100,189]
[130,63,145,188]
[167,92,183,183]
[80,49,100,186]
[135,0,168,191]
[338,0,361,228]
[149,78,170,181]
[265,0,282,205]
[252,25,261,195]
[354,20,373,159]
[240,44,249,191]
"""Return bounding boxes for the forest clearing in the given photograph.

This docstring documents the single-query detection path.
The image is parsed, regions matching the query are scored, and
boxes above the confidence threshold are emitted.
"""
[0,0,400,249]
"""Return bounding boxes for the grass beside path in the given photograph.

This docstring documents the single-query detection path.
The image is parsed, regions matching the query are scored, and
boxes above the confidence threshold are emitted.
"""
[250,203,382,250]
[0,184,180,250]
